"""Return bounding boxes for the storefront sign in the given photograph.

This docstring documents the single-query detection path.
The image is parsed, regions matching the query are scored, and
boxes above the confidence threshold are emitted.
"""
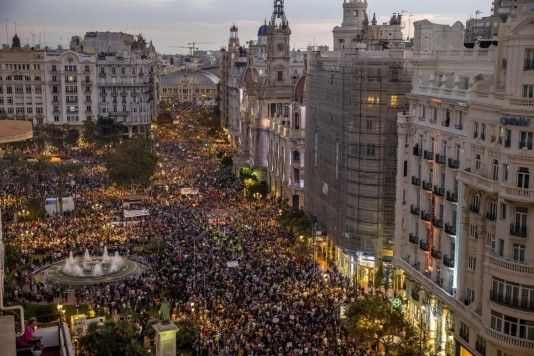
[500,117,530,126]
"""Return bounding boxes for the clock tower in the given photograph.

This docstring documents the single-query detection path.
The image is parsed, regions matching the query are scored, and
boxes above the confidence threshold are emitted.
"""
[267,0,291,85]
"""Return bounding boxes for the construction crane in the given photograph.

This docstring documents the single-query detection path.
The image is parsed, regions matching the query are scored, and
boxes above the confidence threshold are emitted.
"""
[169,41,213,56]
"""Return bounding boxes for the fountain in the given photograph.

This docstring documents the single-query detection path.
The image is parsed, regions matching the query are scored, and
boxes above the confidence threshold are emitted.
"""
[61,248,125,277]
[40,246,141,286]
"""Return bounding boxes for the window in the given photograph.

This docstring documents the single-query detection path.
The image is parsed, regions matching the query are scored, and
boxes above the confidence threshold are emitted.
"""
[519,132,533,150]
[457,111,463,129]
[366,144,376,157]
[277,71,283,81]
[524,84,534,98]
[513,243,525,263]
[481,123,486,140]
[486,233,495,249]
[488,200,497,221]
[515,206,528,230]
[467,288,475,304]
[524,48,534,71]
[475,154,481,171]
[493,160,499,181]
[460,322,469,342]
[504,129,511,148]
[468,256,476,270]
[518,167,530,188]
[503,163,509,182]
[474,121,479,138]
[366,120,373,130]
[500,202,507,220]
[470,224,478,239]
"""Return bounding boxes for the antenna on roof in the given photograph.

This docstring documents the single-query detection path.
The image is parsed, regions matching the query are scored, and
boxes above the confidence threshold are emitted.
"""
[475,10,482,19]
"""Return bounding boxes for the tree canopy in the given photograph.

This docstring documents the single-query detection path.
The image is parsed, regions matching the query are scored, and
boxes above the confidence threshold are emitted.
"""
[345,296,425,355]
[78,320,147,356]
[104,138,158,193]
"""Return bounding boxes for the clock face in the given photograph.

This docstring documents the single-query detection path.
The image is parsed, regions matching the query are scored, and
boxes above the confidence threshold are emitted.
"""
[276,42,285,52]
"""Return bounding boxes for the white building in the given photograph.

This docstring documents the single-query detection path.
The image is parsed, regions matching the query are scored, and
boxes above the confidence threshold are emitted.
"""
[44,50,98,126]
[395,2,534,355]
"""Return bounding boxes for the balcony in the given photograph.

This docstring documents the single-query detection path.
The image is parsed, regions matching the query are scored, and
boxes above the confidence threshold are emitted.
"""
[99,72,106,77]
[435,154,447,164]
[421,211,432,222]
[420,240,430,252]
[446,191,458,203]
[487,253,534,275]
[444,223,456,236]
[490,290,534,311]
[500,185,534,204]
[443,255,455,268]
[431,248,442,260]
[510,224,527,238]
[410,205,420,216]
[433,185,445,196]
[413,146,422,156]
[448,158,460,169]
[423,150,434,160]
[486,212,496,222]
[486,328,534,353]
[458,169,499,194]
[411,176,421,186]
[422,180,433,192]
[432,218,443,229]
[409,233,419,244]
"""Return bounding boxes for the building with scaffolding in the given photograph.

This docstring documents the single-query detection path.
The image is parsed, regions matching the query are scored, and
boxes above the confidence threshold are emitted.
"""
[304,0,411,285]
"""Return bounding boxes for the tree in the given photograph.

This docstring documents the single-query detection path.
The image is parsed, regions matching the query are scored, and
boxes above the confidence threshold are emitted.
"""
[64,128,80,147]
[104,138,158,193]
[145,237,165,255]
[374,264,385,289]
[95,116,124,147]
[4,244,21,268]
[346,296,425,355]
[154,111,173,128]
[175,318,199,350]
[32,155,51,183]
[82,118,98,147]
[78,320,147,356]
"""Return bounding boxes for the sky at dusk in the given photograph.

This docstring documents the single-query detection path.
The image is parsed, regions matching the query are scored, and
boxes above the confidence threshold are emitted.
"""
[1,0,492,55]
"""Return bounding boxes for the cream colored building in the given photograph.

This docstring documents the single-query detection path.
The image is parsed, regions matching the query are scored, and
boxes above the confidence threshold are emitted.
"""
[395,2,534,355]
[160,70,219,106]
[0,35,46,125]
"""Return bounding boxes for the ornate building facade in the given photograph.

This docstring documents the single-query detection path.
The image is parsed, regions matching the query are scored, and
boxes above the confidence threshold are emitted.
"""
[395,2,534,355]
[220,0,306,207]
[1,31,160,138]
[0,35,46,125]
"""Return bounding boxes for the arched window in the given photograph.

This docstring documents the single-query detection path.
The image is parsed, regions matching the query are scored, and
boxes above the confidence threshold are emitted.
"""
[471,194,480,213]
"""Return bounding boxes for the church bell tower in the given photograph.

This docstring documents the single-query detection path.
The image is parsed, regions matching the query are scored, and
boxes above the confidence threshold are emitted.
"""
[267,0,291,85]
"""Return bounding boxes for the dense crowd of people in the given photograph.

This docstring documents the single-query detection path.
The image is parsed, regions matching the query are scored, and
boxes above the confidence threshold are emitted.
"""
[1,105,377,355]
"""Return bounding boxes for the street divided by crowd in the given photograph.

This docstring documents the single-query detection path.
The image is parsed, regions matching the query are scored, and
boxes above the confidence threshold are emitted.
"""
[1,106,372,355]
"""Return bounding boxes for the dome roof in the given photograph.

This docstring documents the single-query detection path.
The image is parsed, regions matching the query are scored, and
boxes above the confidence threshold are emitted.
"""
[294,74,306,104]
[241,67,260,85]
[161,70,220,86]
[258,24,269,36]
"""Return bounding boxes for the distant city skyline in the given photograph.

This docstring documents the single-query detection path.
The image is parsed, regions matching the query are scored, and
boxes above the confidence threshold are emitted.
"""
[1,0,491,55]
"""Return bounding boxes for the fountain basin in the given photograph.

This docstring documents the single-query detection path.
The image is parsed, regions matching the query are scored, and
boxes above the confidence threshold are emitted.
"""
[38,258,142,287]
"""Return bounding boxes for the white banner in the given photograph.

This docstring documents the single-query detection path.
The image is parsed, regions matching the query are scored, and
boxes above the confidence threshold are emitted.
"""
[226,261,239,268]
[180,188,199,195]
[123,209,149,218]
